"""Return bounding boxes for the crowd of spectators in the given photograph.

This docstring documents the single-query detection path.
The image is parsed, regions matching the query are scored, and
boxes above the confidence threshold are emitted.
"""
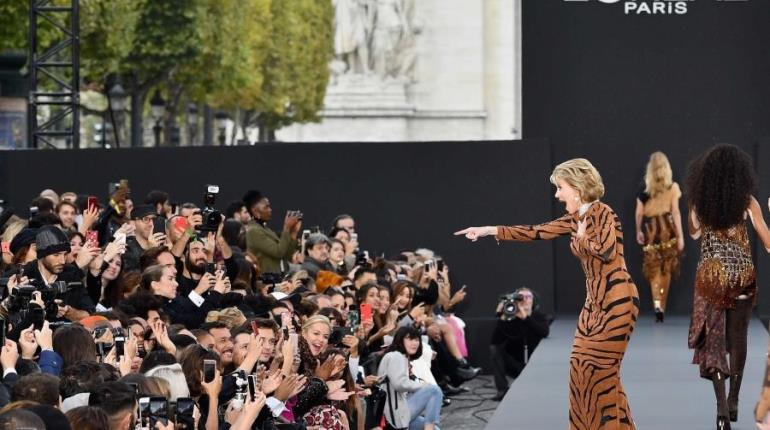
[0,183,478,430]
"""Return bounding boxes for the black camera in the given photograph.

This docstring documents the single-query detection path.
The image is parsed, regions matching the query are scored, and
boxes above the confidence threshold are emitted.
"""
[196,185,222,232]
[499,292,526,320]
[6,281,85,327]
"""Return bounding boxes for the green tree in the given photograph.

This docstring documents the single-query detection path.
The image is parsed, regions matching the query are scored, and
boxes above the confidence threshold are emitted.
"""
[251,0,334,141]
[162,0,271,145]
[79,0,142,83]
[121,0,202,147]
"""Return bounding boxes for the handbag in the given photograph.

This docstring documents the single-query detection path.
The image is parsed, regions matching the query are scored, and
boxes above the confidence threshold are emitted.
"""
[365,381,388,429]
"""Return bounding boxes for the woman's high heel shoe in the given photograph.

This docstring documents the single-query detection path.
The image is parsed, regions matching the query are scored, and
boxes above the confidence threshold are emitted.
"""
[654,308,664,323]
[717,415,731,430]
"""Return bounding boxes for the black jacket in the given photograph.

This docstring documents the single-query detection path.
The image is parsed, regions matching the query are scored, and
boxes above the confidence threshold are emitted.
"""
[21,261,95,313]
[491,310,550,363]
[157,291,222,329]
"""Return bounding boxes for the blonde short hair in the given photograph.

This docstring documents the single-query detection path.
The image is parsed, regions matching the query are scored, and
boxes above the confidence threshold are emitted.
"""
[301,315,332,334]
[550,158,605,202]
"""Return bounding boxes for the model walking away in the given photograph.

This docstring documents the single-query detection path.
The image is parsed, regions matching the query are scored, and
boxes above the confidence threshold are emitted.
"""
[635,151,684,322]
[686,145,770,430]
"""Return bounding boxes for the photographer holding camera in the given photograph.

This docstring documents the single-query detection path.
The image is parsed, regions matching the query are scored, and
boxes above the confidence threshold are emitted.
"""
[489,287,549,401]
[7,226,97,322]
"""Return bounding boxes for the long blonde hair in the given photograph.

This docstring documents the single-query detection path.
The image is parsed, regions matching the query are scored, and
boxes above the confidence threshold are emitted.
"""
[644,152,673,197]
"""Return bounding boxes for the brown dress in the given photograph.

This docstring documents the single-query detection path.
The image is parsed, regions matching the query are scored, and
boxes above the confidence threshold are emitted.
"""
[639,183,682,312]
[497,202,639,430]
[688,222,756,378]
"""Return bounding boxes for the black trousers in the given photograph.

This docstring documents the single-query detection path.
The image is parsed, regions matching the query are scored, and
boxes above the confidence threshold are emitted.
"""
[490,344,525,392]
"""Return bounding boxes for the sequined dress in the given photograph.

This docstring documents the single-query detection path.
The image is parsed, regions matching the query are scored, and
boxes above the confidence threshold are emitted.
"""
[688,222,756,378]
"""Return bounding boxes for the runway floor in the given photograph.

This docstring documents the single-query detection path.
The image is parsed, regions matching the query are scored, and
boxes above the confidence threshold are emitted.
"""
[484,315,769,430]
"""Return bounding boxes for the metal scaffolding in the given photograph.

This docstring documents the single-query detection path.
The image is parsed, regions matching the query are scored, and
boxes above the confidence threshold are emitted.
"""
[27,0,80,149]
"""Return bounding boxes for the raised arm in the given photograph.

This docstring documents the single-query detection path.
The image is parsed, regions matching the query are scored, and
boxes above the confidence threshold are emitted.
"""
[496,213,574,241]
[455,214,574,242]
[747,196,770,253]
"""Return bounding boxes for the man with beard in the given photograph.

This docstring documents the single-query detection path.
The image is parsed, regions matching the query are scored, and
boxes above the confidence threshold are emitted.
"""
[20,226,96,321]
[300,234,334,278]
[201,322,234,367]
[171,215,237,298]
[178,238,210,296]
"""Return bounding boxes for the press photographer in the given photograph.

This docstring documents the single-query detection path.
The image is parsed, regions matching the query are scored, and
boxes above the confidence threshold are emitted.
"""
[489,287,549,401]
[4,226,96,323]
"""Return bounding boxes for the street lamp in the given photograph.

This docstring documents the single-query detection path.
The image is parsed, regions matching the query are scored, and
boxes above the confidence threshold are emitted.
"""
[108,82,126,147]
[150,90,166,147]
[214,110,229,146]
[186,102,199,146]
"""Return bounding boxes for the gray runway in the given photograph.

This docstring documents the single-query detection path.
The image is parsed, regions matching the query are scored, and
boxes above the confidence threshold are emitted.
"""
[485,315,769,430]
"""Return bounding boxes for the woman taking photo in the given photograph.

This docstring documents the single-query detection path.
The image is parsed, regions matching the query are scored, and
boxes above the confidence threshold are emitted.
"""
[686,145,770,429]
[635,151,684,322]
[456,158,639,430]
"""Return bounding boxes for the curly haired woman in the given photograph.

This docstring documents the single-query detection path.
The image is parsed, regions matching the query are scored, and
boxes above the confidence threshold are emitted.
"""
[686,145,770,430]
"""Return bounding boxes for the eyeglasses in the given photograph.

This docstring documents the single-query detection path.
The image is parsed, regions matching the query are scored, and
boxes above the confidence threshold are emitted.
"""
[519,293,534,299]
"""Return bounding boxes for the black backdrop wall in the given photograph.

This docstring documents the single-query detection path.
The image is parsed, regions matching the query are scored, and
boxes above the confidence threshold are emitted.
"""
[522,0,770,319]
[1,0,770,368]
[0,141,554,366]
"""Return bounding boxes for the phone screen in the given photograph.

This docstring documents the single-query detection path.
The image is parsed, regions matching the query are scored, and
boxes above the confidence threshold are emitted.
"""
[247,375,257,400]
[31,308,45,330]
[139,397,150,428]
[203,360,216,383]
[86,231,98,244]
[150,396,168,423]
[87,196,98,211]
[0,319,6,347]
[347,310,360,329]
[114,336,125,357]
[280,311,292,328]
[1,242,9,254]
[152,217,166,234]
